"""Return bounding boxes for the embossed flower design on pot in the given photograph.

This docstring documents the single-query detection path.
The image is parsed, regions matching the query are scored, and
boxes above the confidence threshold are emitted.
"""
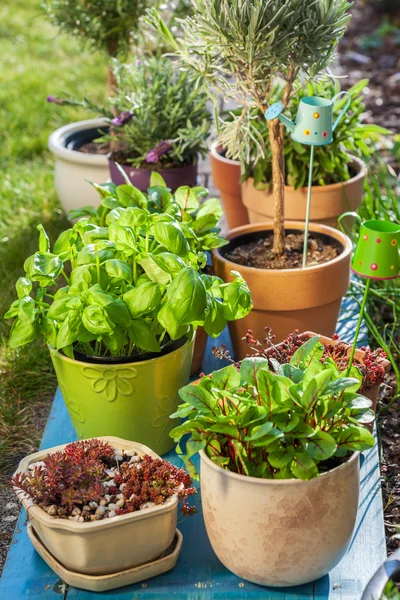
[82,367,138,402]
[152,396,176,445]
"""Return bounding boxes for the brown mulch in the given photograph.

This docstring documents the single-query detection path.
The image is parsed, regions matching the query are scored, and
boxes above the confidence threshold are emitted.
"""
[225,232,341,270]
[379,373,400,554]
[78,141,110,155]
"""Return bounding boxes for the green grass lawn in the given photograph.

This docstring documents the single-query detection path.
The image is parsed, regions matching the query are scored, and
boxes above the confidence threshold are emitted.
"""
[0,0,107,476]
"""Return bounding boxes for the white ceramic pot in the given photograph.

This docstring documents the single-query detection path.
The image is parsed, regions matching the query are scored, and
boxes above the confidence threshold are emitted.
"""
[200,449,360,587]
[48,119,110,215]
[13,436,178,576]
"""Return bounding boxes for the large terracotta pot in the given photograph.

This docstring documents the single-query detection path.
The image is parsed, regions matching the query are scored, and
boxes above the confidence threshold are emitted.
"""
[13,437,178,576]
[212,222,351,359]
[209,142,249,230]
[48,119,110,214]
[200,449,360,587]
[242,156,367,228]
[49,333,195,456]
[109,158,197,191]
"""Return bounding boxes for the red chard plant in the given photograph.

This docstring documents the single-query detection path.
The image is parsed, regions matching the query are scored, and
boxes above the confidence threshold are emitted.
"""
[171,337,376,481]
[213,327,387,394]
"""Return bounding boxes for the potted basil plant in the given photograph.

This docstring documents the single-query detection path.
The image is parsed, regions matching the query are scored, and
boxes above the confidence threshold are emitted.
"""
[4,175,252,455]
[171,337,375,587]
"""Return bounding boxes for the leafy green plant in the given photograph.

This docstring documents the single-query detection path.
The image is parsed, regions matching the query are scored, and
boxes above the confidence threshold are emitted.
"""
[41,0,154,58]
[4,175,252,359]
[150,0,351,255]
[171,336,375,480]
[48,56,211,168]
[232,79,389,190]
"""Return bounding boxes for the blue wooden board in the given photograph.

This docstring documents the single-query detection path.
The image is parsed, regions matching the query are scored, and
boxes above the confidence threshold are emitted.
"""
[0,297,386,599]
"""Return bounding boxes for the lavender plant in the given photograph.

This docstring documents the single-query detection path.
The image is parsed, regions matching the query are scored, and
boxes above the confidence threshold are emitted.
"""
[171,337,375,480]
[48,56,211,168]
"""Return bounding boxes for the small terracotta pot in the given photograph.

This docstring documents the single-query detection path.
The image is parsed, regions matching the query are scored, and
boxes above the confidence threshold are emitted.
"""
[307,332,390,413]
[200,449,360,587]
[242,156,367,228]
[109,158,197,191]
[191,327,208,375]
[212,222,351,359]
[13,437,178,576]
[209,143,249,229]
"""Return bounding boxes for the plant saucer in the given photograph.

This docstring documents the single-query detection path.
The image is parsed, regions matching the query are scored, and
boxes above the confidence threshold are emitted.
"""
[27,524,183,592]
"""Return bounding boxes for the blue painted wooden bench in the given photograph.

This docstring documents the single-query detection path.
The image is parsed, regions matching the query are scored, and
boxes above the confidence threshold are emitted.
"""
[0,298,386,599]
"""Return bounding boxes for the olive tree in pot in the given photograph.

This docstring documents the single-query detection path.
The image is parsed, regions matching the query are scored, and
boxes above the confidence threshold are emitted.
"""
[239,79,389,227]
[4,176,251,455]
[151,0,354,357]
[44,0,155,211]
[171,337,376,587]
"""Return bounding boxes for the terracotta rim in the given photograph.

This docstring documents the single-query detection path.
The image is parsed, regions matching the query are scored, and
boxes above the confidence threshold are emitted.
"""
[209,141,241,167]
[213,221,352,275]
[14,437,178,532]
[200,448,359,486]
[48,330,195,368]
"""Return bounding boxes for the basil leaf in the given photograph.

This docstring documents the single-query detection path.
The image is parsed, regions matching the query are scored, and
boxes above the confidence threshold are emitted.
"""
[129,319,160,352]
[166,267,207,324]
[124,282,162,318]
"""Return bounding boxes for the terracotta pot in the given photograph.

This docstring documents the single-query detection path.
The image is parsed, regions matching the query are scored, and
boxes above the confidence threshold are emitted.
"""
[13,437,178,576]
[212,222,351,359]
[200,449,360,586]
[242,156,367,228]
[48,119,110,214]
[109,158,197,191]
[191,326,208,375]
[306,332,390,413]
[209,142,249,229]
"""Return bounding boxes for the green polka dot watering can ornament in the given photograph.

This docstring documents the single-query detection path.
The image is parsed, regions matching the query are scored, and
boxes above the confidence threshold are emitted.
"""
[265,91,351,267]
[338,211,400,373]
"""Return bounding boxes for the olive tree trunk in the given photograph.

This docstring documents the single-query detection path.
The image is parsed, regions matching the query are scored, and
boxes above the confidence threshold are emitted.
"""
[267,118,285,256]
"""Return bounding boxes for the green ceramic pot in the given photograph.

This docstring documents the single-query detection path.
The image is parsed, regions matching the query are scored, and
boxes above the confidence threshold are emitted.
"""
[49,333,195,456]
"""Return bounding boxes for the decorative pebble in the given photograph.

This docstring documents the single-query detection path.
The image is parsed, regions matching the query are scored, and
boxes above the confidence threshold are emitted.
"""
[91,514,102,521]
[119,484,127,491]
[116,493,124,500]
[48,505,58,517]
[77,516,84,523]
[104,494,111,503]
[83,505,91,511]
[124,450,137,457]
[105,479,115,488]
[105,469,115,478]
[116,498,125,508]
[71,507,81,516]
[89,501,98,510]
[28,461,45,471]
[115,455,123,462]
[130,455,141,464]
[140,502,156,510]
[95,506,106,516]
[129,494,137,502]
[108,510,116,518]
[108,503,117,511]
[114,449,123,456]
[99,499,108,507]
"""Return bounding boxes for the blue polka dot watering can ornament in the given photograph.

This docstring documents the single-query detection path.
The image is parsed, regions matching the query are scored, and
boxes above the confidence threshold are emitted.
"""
[265,91,351,267]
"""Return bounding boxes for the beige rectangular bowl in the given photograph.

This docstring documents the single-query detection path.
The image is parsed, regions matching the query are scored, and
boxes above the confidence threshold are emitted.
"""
[13,436,178,576]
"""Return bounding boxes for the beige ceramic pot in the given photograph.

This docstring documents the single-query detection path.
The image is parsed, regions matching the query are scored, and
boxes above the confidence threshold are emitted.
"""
[200,449,360,587]
[242,156,367,228]
[209,142,249,230]
[212,222,351,359]
[13,437,178,576]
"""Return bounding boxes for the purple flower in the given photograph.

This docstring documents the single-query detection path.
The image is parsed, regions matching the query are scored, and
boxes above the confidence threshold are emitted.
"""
[145,140,173,164]
[136,59,142,66]
[46,96,65,105]
[111,111,133,127]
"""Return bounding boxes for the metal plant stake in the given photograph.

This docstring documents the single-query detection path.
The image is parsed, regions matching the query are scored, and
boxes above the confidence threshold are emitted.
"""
[266,91,351,267]
[338,212,400,374]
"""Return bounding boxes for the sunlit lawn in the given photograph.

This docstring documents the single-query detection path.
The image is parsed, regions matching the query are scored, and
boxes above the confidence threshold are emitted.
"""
[0,0,106,475]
